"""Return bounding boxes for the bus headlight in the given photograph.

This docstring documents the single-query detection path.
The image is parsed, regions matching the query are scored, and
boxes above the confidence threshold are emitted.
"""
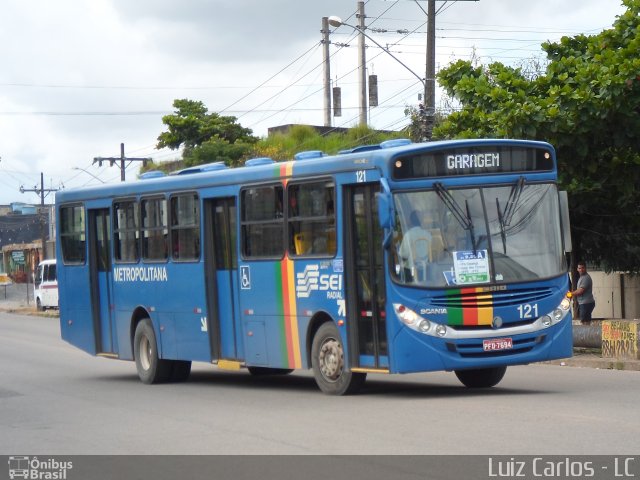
[418,320,431,333]
[393,303,440,336]
[435,324,448,337]
[540,297,572,328]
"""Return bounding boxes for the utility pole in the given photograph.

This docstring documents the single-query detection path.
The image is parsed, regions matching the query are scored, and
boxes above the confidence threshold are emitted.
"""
[93,143,151,182]
[424,0,436,140]
[357,1,368,126]
[20,172,58,260]
[322,17,332,127]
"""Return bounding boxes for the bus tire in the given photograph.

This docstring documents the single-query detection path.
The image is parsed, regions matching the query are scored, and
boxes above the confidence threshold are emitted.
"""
[454,366,507,388]
[311,322,366,395]
[170,360,192,382]
[133,318,172,384]
[247,366,294,376]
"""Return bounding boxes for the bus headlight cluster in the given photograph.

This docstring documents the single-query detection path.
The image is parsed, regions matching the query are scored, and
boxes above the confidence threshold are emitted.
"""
[393,304,448,337]
[540,296,572,328]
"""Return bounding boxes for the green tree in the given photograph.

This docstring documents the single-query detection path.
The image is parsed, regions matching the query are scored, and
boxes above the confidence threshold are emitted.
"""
[252,124,406,160]
[157,99,258,167]
[433,0,640,273]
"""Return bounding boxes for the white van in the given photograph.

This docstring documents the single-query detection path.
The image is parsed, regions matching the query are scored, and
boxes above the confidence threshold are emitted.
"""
[34,259,58,310]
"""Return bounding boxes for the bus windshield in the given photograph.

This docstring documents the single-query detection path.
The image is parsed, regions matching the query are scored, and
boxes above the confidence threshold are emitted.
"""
[392,182,565,287]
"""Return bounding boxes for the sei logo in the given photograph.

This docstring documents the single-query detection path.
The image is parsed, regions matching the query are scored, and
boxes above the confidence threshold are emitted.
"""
[296,264,343,299]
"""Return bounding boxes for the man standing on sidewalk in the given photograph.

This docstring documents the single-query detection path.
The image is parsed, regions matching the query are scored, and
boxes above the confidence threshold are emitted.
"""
[572,261,596,325]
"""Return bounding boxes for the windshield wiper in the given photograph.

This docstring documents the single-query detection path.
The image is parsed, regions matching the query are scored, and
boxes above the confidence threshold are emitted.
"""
[502,176,526,226]
[494,176,525,255]
[496,197,507,254]
[434,182,477,254]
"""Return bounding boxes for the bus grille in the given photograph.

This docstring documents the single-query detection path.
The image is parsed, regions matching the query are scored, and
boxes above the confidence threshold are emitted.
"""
[431,287,554,309]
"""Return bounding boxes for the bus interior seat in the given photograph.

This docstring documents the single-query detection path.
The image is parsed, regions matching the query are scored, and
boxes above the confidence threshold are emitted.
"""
[294,232,311,255]
[429,231,445,261]
[327,229,336,253]
[409,237,430,283]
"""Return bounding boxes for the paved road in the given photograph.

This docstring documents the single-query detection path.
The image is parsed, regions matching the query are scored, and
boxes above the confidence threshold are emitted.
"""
[1,311,639,456]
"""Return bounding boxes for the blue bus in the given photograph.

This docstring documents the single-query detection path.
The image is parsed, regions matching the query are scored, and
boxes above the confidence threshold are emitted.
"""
[55,138,573,395]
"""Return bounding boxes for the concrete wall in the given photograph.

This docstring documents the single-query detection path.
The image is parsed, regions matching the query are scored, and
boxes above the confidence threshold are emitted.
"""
[591,271,640,320]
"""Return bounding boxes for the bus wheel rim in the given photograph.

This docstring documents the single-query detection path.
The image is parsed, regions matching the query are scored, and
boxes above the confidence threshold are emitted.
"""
[140,336,151,371]
[319,338,343,382]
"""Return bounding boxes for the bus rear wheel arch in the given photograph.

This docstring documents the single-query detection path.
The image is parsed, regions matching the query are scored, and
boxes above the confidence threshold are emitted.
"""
[454,366,507,388]
[311,322,366,395]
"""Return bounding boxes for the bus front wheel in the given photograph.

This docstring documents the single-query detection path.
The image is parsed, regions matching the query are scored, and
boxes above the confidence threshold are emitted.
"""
[454,366,507,388]
[311,322,366,395]
[134,318,173,384]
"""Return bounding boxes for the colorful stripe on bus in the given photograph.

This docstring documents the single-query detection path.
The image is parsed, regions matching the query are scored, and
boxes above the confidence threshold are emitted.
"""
[446,287,494,326]
[277,259,303,368]
[276,160,303,368]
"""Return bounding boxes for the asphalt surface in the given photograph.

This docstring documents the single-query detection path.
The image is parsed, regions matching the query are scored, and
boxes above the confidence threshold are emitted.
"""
[1,281,638,371]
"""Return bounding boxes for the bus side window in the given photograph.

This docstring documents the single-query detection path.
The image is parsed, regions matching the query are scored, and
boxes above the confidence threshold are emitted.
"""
[141,197,168,262]
[60,204,86,264]
[287,181,336,257]
[114,199,139,263]
[241,185,284,258]
[170,193,200,261]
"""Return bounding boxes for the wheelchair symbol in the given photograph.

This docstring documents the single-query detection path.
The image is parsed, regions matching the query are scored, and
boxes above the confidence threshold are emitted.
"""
[240,266,251,289]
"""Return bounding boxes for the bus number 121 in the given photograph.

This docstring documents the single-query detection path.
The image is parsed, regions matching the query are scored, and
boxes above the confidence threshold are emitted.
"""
[517,303,538,319]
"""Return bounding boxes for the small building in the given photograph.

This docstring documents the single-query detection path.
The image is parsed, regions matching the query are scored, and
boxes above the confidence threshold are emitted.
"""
[0,204,51,280]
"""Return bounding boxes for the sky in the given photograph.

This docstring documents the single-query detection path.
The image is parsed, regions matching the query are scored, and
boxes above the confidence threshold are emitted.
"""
[0,0,627,206]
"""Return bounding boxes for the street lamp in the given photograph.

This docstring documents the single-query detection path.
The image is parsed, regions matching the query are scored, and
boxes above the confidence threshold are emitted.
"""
[328,15,430,139]
[72,167,106,184]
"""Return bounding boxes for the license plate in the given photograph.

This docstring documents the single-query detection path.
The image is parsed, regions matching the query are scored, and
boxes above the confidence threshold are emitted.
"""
[483,337,513,352]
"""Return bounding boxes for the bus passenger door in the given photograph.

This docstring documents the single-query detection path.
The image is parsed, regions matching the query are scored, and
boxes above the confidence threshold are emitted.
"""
[88,208,116,355]
[345,184,388,370]
[204,198,242,361]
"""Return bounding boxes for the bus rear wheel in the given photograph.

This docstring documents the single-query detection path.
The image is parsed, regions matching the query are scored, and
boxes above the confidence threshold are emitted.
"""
[134,318,172,384]
[454,366,507,388]
[311,322,366,395]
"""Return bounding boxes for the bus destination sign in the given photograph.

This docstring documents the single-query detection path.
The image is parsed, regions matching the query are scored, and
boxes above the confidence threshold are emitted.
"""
[393,145,554,179]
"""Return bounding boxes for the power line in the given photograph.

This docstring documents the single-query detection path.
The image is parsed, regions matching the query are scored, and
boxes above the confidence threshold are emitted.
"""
[219,42,323,115]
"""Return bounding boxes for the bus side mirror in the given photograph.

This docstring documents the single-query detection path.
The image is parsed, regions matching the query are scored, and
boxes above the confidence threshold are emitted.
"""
[559,190,572,254]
